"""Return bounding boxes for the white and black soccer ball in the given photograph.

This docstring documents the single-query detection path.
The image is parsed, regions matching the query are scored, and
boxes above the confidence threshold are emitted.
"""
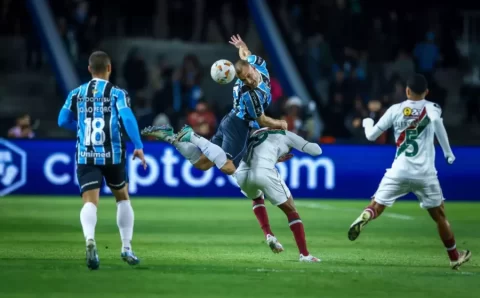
[210,59,236,84]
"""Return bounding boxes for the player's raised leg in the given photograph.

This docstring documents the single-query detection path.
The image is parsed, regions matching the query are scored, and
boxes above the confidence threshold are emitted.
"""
[176,125,236,174]
[141,125,208,168]
[427,203,471,269]
[348,176,405,241]
[77,165,103,270]
[142,125,236,175]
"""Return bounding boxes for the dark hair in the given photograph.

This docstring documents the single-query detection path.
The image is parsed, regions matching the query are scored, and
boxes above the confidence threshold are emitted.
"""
[235,60,250,74]
[406,74,428,95]
[89,51,111,74]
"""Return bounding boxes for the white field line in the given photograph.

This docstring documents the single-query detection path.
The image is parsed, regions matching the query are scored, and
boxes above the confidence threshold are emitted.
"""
[296,202,414,220]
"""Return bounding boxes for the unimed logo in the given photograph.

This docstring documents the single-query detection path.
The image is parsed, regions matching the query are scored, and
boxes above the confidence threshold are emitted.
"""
[43,147,335,194]
[0,138,27,196]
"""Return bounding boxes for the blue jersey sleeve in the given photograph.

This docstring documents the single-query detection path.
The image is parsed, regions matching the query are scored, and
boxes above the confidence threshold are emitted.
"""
[247,55,266,68]
[114,88,143,149]
[243,90,264,119]
[58,89,78,131]
[115,88,132,110]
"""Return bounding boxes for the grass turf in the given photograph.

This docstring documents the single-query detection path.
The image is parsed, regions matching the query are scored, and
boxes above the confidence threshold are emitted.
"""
[0,197,479,298]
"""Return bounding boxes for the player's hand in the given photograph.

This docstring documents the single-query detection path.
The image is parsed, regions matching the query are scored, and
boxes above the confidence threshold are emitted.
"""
[445,153,455,164]
[279,120,288,130]
[277,153,294,163]
[229,34,247,49]
[133,149,147,170]
[362,118,374,128]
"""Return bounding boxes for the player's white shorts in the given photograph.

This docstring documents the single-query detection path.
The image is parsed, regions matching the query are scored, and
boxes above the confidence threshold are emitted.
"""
[234,168,291,206]
[373,175,445,209]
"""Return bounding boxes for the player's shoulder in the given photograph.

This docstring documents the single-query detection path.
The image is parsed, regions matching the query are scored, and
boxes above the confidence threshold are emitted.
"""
[424,100,442,111]
[110,86,130,99]
[247,55,265,66]
[385,102,404,114]
[69,86,81,95]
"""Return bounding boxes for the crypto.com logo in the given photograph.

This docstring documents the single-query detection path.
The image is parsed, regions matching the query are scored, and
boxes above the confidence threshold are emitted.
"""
[0,138,27,196]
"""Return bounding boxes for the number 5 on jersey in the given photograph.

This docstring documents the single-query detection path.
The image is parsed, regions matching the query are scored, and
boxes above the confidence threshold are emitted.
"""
[84,117,106,146]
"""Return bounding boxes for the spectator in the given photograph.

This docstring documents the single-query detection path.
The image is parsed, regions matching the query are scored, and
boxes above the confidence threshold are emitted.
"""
[282,96,306,138]
[172,54,203,114]
[346,96,368,141]
[414,31,440,82]
[391,49,415,83]
[134,92,155,131]
[8,113,35,139]
[186,101,216,139]
[366,99,387,144]
[122,47,148,102]
[322,92,351,141]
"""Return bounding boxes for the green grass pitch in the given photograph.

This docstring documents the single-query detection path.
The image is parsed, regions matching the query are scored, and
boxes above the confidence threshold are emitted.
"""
[0,197,479,298]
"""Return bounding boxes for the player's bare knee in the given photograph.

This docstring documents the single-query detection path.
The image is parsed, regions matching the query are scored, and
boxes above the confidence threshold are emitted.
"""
[111,184,130,202]
[427,204,446,223]
[82,189,100,206]
[278,197,296,214]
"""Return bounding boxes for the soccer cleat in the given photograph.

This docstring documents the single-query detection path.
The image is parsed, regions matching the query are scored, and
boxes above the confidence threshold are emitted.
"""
[348,210,372,241]
[450,250,472,270]
[266,234,284,254]
[175,125,194,143]
[85,239,100,270]
[141,125,175,143]
[121,250,140,266]
[299,254,321,263]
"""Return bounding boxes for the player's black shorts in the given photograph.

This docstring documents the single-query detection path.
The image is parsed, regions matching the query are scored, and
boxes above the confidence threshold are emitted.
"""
[211,112,251,167]
[76,161,128,195]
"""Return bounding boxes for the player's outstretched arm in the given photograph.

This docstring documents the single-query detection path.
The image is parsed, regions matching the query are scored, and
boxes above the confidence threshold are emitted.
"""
[427,104,455,164]
[363,107,393,141]
[229,34,251,60]
[58,89,78,131]
[286,131,322,156]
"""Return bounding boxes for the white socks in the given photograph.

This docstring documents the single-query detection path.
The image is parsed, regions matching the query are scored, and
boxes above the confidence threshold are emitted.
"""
[81,201,135,253]
[174,142,202,165]
[189,133,227,169]
[117,200,134,252]
[80,202,97,242]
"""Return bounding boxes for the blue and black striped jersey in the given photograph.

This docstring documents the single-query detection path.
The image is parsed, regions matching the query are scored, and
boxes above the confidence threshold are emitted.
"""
[231,55,272,128]
[62,79,131,165]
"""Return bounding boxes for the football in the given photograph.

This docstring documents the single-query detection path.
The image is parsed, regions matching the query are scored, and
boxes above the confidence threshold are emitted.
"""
[210,59,236,84]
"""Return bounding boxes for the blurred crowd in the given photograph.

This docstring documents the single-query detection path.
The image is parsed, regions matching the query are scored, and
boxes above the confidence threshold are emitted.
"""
[269,0,464,143]
[1,0,479,144]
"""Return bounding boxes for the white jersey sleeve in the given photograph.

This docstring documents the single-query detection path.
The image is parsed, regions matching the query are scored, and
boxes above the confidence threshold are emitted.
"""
[285,131,322,156]
[364,107,394,141]
[426,103,454,157]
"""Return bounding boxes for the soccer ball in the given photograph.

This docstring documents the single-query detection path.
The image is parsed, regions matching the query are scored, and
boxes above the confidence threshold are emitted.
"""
[210,59,236,84]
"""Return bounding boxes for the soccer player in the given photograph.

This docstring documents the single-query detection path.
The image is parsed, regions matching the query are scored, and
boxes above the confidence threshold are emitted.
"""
[141,34,287,175]
[347,74,471,270]
[58,51,146,270]
[234,128,322,262]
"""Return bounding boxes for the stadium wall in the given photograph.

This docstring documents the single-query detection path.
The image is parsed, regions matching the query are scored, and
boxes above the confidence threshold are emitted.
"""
[0,139,479,201]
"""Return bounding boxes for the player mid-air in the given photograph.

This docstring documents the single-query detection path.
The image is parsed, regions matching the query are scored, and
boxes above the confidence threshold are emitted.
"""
[58,51,146,270]
[141,34,287,175]
[347,74,471,270]
[234,128,322,262]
